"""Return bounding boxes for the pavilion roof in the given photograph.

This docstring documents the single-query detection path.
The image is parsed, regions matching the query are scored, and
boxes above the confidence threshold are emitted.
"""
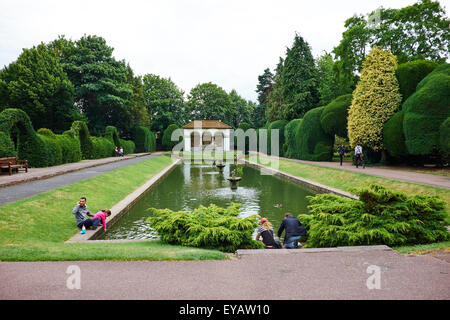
[182,120,232,129]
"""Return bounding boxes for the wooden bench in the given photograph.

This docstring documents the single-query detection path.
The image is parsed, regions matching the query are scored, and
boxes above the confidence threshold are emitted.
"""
[0,157,28,175]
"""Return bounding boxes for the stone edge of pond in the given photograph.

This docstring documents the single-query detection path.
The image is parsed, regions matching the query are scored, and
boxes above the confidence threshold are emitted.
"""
[65,158,182,243]
[236,245,393,256]
[244,159,359,200]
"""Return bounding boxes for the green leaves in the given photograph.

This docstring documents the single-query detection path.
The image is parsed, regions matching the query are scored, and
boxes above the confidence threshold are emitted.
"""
[146,203,263,252]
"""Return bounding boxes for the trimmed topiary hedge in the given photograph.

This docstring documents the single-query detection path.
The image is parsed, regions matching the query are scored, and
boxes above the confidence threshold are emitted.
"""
[119,138,135,155]
[283,119,302,159]
[162,124,182,151]
[133,126,156,153]
[402,63,450,158]
[320,94,352,139]
[58,130,82,164]
[396,60,439,102]
[0,131,15,157]
[104,126,120,147]
[440,117,450,163]
[37,128,63,166]
[71,121,94,160]
[382,111,408,159]
[267,120,288,156]
[298,106,334,161]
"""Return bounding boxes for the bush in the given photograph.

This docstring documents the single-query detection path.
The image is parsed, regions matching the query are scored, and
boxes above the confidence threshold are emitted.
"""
[91,136,115,159]
[119,138,135,155]
[146,203,264,252]
[382,111,408,159]
[440,117,450,162]
[58,130,82,163]
[299,184,449,248]
[402,63,450,158]
[396,60,439,102]
[267,120,288,156]
[0,131,15,157]
[283,119,302,159]
[37,128,62,166]
[71,121,94,159]
[133,126,156,153]
[298,107,334,161]
[162,124,182,151]
[104,126,120,147]
[320,94,352,139]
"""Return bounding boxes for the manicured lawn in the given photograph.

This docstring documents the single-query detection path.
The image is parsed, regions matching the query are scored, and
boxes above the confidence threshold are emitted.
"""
[0,155,228,261]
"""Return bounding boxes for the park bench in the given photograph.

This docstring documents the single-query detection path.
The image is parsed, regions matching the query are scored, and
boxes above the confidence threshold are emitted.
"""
[0,157,28,175]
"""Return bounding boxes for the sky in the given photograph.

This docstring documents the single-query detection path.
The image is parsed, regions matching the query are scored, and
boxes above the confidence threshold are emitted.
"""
[0,0,447,102]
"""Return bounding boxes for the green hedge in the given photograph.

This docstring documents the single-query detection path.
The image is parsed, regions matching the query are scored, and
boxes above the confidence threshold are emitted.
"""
[402,63,450,158]
[267,120,288,156]
[71,121,94,160]
[283,119,302,159]
[133,126,156,153]
[0,131,15,157]
[105,126,120,147]
[119,138,135,155]
[320,94,352,139]
[162,124,182,151]
[382,111,408,159]
[298,106,334,161]
[37,128,63,166]
[58,130,82,163]
[91,136,114,158]
[396,60,439,102]
[440,117,450,162]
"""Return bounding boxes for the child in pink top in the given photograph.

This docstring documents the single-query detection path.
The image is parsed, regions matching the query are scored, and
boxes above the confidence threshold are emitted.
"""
[93,210,111,231]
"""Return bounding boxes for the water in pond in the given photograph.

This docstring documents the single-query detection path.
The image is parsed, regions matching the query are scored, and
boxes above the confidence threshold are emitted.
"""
[102,162,317,240]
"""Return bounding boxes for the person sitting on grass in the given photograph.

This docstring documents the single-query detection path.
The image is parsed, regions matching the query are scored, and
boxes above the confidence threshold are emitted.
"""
[277,213,306,249]
[93,209,112,231]
[72,197,101,233]
[255,218,281,249]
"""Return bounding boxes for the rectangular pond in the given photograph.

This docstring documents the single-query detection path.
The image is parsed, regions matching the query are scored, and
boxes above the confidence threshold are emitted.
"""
[101,161,317,240]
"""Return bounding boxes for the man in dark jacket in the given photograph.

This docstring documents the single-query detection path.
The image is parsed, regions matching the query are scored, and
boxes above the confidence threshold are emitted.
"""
[277,213,306,248]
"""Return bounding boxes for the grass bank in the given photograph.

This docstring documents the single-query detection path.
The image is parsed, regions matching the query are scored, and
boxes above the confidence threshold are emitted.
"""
[0,155,227,261]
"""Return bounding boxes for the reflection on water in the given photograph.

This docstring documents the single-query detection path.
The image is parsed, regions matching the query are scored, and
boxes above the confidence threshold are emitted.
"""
[102,162,317,240]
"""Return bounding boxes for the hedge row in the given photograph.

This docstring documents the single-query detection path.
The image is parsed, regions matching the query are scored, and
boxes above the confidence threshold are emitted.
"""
[0,108,153,168]
[133,126,156,153]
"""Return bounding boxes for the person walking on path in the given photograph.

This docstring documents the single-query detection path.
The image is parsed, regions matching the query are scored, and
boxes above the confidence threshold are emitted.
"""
[255,218,281,249]
[93,210,111,231]
[72,197,100,233]
[354,142,363,168]
[277,213,306,249]
[338,144,345,166]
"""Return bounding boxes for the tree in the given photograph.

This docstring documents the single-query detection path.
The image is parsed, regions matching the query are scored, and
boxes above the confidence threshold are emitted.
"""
[50,35,135,136]
[0,44,80,132]
[347,47,402,159]
[281,34,319,120]
[255,68,273,120]
[142,73,185,134]
[229,89,254,128]
[333,0,449,84]
[126,64,150,130]
[265,57,285,122]
[186,82,234,125]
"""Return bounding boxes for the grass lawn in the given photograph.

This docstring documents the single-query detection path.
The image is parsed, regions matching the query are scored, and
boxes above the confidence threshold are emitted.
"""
[0,155,227,261]
[254,155,450,253]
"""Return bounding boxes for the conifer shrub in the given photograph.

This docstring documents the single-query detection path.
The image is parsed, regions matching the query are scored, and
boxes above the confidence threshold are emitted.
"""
[382,111,408,159]
[59,130,82,163]
[119,138,135,154]
[0,131,15,157]
[396,60,439,102]
[298,184,449,248]
[37,128,62,166]
[146,203,264,252]
[298,106,334,161]
[283,119,302,159]
[104,126,120,147]
[267,120,288,156]
[71,121,94,159]
[162,124,182,151]
[440,117,450,162]
[133,126,156,153]
[402,63,450,158]
[320,94,352,139]
[91,136,114,158]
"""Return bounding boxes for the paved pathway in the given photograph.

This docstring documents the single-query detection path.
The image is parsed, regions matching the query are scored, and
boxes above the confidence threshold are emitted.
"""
[276,156,450,189]
[0,246,448,300]
[0,152,164,205]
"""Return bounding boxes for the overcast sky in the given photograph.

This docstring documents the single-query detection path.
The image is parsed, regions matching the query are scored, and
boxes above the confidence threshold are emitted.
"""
[1,0,447,101]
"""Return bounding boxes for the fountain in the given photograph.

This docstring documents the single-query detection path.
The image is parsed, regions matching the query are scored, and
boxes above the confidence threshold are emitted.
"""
[216,161,225,172]
[227,169,242,189]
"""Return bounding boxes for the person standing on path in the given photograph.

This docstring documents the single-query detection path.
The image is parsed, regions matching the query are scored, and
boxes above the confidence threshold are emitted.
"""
[354,142,363,168]
[338,144,345,166]
[277,213,306,249]
[72,197,99,232]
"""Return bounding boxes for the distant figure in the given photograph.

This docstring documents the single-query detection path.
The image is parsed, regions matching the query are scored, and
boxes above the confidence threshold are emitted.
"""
[93,210,112,231]
[72,197,101,232]
[114,147,119,157]
[119,147,124,157]
[354,142,363,168]
[255,218,281,249]
[274,204,283,208]
[338,144,345,166]
[277,213,306,249]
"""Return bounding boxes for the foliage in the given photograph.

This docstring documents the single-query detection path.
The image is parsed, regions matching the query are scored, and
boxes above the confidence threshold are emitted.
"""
[440,117,450,162]
[347,47,402,153]
[299,184,449,248]
[162,124,182,151]
[133,126,156,153]
[382,111,409,159]
[333,0,450,83]
[146,203,264,252]
[281,34,319,120]
[37,128,63,166]
[396,60,439,102]
[402,63,450,158]
[70,120,94,159]
[0,43,81,133]
[298,107,334,161]
[119,138,135,155]
[267,120,288,156]
[283,119,302,159]
[265,58,285,122]
[256,68,273,108]
[320,94,352,138]
[104,126,120,147]
[228,89,255,128]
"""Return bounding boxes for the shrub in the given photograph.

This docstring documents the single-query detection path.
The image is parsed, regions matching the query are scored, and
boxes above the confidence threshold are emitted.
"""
[267,120,288,156]
[104,126,120,147]
[71,121,94,159]
[283,119,302,159]
[320,94,352,139]
[58,130,82,163]
[146,203,264,252]
[396,60,439,102]
[162,124,182,151]
[298,106,334,161]
[440,117,450,162]
[91,136,114,159]
[299,184,449,248]
[0,131,15,157]
[402,63,450,158]
[382,111,408,159]
[133,126,156,153]
[37,128,62,166]
[119,138,135,155]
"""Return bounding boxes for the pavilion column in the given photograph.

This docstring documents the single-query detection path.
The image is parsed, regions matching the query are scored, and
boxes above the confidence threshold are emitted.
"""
[184,130,191,151]
[223,130,231,151]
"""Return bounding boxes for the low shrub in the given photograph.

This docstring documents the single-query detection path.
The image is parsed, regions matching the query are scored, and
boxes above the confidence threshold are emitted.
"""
[37,128,62,166]
[120,138,135,155]
[91,136,115,159]
[146,203,264,252]
[299,184,449,248]
[283,119,302,159]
